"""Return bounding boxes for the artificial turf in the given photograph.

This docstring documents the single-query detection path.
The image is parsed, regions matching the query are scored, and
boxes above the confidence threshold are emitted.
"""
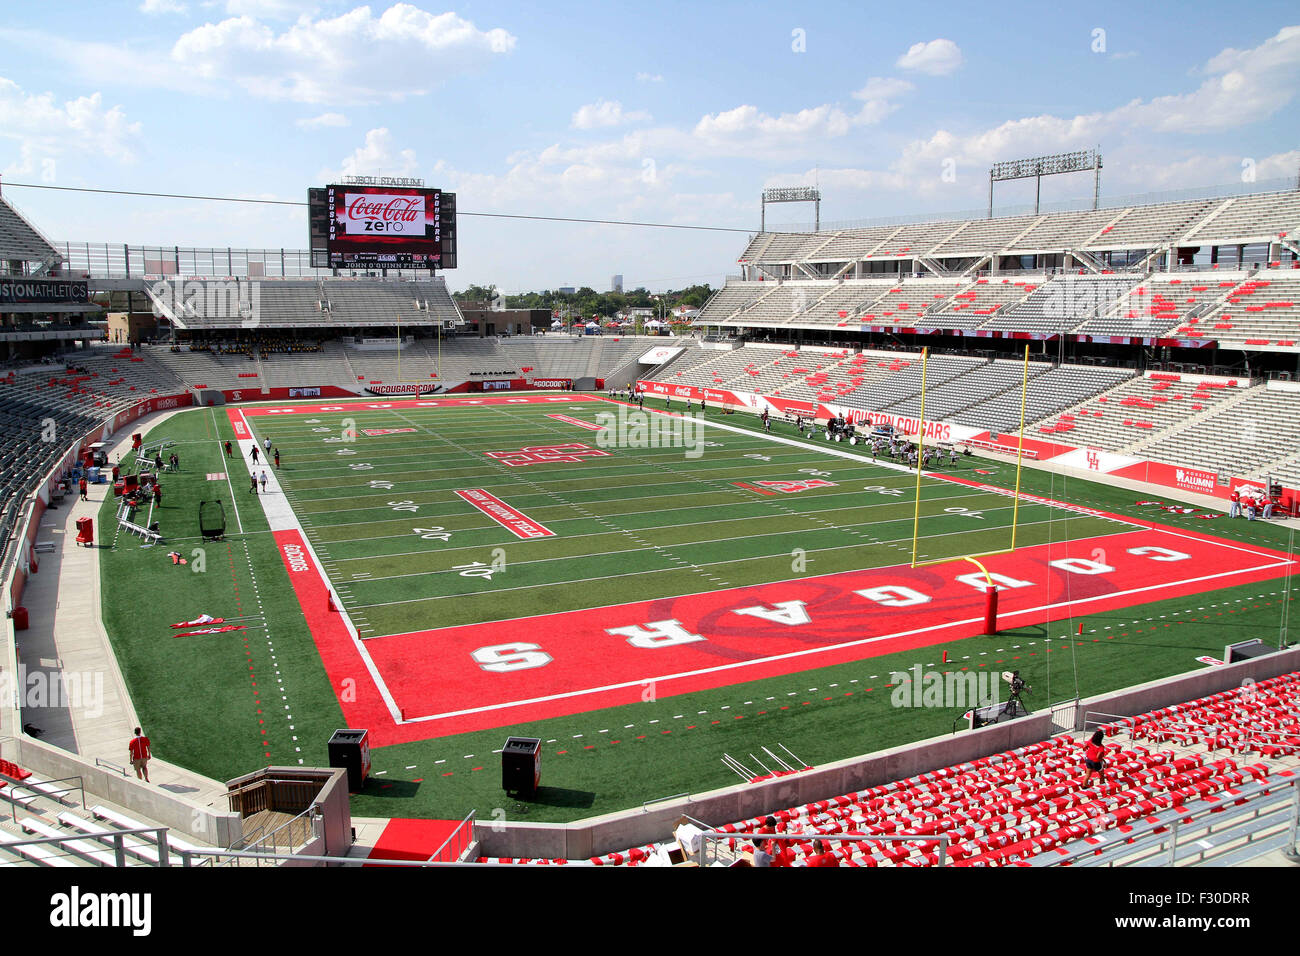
[97,396,1298,822]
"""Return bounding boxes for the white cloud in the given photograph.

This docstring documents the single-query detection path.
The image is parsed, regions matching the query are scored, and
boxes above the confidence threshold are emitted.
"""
[0,77,143,176]
[896,38,964,76]
[219,0,318,16]
[571,99,651,129]
[636,72,663,83]
[141,0,187,13]
[1110,24,1300,133]
[852,76,913,124]
[694,104,854,150]
[296,111,349,129]
[835,25,1300,204]
[318,127,418,183]
[689,78,910,155]
[170,4,517,104]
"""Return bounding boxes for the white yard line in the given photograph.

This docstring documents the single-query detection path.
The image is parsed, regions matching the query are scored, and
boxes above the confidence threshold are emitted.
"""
[231,406,405,725]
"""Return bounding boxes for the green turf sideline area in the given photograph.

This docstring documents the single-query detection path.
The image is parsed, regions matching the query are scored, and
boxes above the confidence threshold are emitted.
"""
[95,397,1297,823]
[97,406,345,780]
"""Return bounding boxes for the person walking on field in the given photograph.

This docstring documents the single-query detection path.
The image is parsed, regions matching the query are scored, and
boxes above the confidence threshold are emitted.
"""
[224,440,233,458]
[79,476,88,501]
[250,473,258,495]
[128,727,151,783]
[250,446,259,465]
[273,448,281,469]
[259,470,268,493]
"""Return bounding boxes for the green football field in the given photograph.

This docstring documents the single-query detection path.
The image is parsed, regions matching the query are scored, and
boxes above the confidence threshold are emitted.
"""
[263,398,1123,634]
[95,395,1298,822]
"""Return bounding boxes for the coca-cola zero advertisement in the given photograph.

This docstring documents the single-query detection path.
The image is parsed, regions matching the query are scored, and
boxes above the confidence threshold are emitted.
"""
[327,184,442,267]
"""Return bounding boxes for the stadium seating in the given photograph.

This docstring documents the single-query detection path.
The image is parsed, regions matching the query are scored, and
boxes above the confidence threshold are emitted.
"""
[956,364,1135,433]
[1135,384,1300,480]
[981,274,1144,332]
[732,189,1300,274]
[1033,373,1246,451]
[479,673,1299,867]
[0,194,62,266]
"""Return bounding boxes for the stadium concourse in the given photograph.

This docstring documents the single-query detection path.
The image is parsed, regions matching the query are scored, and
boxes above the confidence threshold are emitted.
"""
[1,185,1300,868]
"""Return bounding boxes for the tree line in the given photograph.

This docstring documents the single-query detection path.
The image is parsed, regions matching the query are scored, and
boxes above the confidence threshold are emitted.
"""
[452,283,714,319]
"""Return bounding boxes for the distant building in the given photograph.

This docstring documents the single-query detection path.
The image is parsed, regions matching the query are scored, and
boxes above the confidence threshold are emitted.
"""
[558,286,575,295]
[611,274,623,293]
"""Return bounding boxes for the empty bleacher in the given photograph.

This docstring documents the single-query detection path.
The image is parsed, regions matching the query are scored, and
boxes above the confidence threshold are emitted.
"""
[1135,384,1300,480]
[883,358,1052,421]
[955,364,1135,434]
[1074,273,1250,337]
[0,194,62,266]
[983,274,1144,332]
[480,671,1300,867]
[1183,273,1300,350]
[1032,373,1247,452]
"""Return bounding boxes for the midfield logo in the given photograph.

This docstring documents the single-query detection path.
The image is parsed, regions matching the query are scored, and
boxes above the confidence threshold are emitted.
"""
[756,479,838,493]
[484,443,613,467]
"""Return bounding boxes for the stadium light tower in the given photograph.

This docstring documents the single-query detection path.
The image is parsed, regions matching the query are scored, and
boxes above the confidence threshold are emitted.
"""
[988,149,1101,218]
[761,186,821,232]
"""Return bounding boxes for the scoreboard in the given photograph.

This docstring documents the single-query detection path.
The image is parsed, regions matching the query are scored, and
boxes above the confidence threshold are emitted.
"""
[309,180,457,270]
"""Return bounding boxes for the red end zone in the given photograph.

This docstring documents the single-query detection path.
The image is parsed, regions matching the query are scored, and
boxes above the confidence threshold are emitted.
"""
[274,524,1297,746]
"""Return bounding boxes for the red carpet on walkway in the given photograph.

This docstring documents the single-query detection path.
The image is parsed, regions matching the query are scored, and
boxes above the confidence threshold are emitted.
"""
[365,818,465,865]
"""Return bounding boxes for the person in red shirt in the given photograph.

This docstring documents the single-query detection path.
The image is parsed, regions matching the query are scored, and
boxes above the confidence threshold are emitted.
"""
[128,727,152,782]
[79,476,88,501]
[760,816,798,867]
[1083,729,1107,785]
[805,838,841,867]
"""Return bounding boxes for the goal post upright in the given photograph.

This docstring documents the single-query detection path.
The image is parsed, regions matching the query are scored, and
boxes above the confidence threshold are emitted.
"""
[1010,343,1030,551]
[909,342,1032,570]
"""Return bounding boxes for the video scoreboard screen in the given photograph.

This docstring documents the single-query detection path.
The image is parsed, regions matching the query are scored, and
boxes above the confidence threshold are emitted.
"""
[308,180,457,270]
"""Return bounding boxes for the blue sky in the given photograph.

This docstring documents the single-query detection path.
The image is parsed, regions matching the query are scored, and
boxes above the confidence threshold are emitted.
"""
[1,1,1297,292]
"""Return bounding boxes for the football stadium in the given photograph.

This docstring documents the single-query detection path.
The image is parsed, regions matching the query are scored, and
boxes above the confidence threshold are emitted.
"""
[1,6,1298,909]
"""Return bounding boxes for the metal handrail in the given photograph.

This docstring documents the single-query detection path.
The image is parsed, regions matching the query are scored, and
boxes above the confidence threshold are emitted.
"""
[246,803,319,859]
[94,757,127,776]
[0,824,171,867]
[428,809,475,863]
[0,773,86,817]
[642,792,690,811]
